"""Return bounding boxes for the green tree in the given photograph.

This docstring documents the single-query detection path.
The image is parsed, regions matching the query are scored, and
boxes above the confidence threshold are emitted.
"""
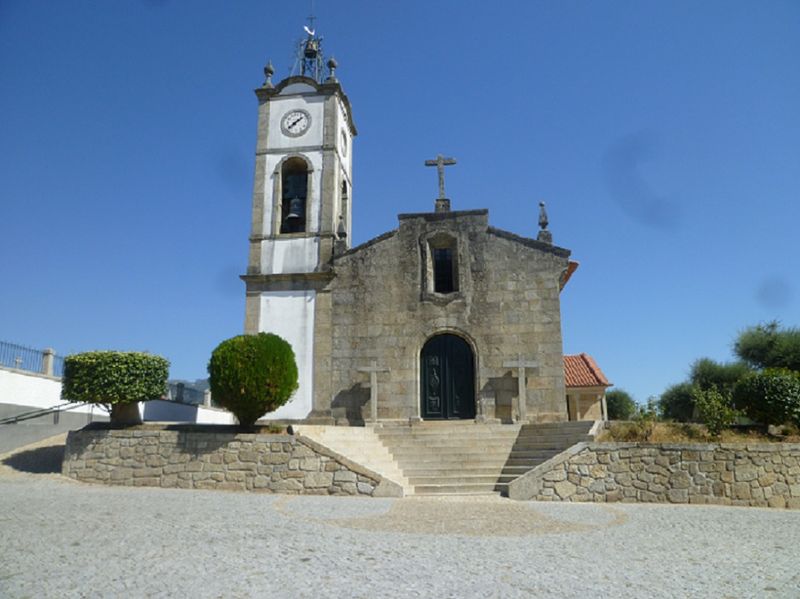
[658,382,696,422]
[732,368,800,427]
[61,351,169,424]
[734,321,800,372]
[689,358,751,394]
[605,388,637,420]
[208,333,298,427]
[692,386,740,438]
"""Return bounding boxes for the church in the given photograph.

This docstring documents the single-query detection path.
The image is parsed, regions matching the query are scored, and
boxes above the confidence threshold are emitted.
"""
[240,27,608,425]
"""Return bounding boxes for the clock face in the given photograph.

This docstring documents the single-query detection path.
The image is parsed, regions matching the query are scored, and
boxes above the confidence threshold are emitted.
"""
[281,110,311,137]
[340,130,348,156]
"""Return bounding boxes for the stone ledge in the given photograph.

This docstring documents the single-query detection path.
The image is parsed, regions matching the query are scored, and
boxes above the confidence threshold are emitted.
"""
[62,426,385,497]
[507,442,800,509]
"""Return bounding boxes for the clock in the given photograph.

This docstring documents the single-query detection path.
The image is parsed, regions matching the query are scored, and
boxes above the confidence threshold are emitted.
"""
[281,109,311,137]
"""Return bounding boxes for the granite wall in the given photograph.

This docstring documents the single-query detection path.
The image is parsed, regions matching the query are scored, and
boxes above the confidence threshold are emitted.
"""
[323,209,572,424]
[508,442,800,509]
[62,426,402,497]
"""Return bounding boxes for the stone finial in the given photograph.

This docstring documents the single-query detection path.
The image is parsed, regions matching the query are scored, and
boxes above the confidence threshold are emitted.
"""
[326,56,338,82]
[538,201,549,230]
[537,201,553,244]
[263,60,275,88]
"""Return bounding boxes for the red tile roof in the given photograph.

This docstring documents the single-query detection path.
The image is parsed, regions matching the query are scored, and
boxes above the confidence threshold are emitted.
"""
[559,260,579,290]
[564,353,611,388]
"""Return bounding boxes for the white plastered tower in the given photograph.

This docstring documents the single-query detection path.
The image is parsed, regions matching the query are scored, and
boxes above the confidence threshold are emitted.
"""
[241,32,356,420]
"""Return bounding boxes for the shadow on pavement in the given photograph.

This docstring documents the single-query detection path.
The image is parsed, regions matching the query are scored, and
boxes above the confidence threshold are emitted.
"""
[2,445,65,474]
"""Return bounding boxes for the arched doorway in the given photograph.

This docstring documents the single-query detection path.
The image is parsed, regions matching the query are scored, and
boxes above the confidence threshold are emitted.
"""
[420,334,475,420]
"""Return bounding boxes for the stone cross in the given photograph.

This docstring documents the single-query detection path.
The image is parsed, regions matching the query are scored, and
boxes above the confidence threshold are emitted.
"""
[503,355,538,423]
[357,360,390,423]
[424,154,457,199]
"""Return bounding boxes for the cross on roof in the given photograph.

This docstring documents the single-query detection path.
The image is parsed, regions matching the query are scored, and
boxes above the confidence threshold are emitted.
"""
[424,154,457,199]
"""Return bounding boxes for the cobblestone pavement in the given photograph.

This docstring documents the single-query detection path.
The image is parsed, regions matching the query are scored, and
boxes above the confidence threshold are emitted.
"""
[1,444,799,598]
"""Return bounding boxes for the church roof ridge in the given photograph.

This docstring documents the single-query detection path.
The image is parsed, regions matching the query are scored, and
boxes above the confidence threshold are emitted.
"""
[333,229,398,259]
[397,208,488,221]
[487,226,571,258]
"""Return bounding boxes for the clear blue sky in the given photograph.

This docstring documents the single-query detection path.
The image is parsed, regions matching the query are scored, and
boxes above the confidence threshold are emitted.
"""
[1,1,798,403]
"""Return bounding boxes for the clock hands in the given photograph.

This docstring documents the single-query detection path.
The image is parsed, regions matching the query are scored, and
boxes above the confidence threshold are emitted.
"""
[288,116,305,129]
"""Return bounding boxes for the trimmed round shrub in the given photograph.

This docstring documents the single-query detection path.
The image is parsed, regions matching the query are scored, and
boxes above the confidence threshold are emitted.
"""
[61,351,169,424]
[732,368,800,427]
[207,333,298,427]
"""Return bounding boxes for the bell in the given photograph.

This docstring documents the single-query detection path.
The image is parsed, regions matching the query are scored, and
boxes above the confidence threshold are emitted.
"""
[286,197,304,221]
[303,39,318,59]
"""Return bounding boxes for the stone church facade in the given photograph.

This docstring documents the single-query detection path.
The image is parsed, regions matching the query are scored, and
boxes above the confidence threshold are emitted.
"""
[241,32,580,425]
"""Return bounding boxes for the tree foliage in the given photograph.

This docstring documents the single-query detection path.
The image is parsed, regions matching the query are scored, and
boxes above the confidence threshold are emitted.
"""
[732,368,800,427]
[689,358,751,394]
[692,386,741,438]
[208,333,298,427]
[658,382,696,422]
[61,351,169,424]
[605,388,637,420]
[734,321,800,372]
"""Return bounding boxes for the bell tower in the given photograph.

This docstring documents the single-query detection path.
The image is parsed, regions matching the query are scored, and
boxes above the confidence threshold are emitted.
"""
[241,22,356,420]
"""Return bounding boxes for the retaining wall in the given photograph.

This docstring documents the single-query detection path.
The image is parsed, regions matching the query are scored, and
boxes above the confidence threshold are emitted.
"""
[508,442,800,509]
[62,425,403,497]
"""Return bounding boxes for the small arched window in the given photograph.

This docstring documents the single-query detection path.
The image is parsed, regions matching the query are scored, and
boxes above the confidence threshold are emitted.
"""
[427,234,459,294]
[280,158,308,234]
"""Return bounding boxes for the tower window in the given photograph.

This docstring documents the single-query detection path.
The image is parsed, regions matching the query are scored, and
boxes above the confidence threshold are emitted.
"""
[280,158,309,233]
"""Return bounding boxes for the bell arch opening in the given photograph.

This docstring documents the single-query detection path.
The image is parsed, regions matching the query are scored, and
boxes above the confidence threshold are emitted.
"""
[280,157,309,234]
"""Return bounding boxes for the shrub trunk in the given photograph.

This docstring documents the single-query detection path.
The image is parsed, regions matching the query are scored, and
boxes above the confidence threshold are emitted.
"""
[110,402,142,425]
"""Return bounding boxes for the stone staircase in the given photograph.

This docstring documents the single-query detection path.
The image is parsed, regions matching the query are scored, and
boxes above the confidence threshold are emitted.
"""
[376,422,520,495]
[377,420,596,496]
[295,425,413,494]
[298,421,596,497]
[495,421,595,495]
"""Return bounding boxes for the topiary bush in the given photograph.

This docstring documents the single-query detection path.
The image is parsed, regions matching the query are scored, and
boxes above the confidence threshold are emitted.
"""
[733,368,800,427]
[62,351,169,424]
[207,333,298,427]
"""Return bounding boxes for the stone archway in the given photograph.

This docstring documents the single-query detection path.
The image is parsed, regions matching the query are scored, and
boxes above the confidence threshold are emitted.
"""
[420,334,476,420]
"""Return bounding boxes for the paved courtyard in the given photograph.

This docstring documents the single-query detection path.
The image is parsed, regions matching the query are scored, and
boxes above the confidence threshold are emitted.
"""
[1,440,799,598]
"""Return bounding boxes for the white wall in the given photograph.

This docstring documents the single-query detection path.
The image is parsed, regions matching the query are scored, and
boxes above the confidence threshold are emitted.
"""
[0,368,62,409]
[260,236,319,274]
[266,95,325,149]
[0,368,106,418]
[141,399,235,424]
[259,290,315,420]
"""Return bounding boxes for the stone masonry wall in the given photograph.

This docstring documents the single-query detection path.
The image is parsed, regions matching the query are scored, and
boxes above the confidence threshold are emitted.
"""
[62,426,402,497]
[324,210,571,424]
[508,443,800,509]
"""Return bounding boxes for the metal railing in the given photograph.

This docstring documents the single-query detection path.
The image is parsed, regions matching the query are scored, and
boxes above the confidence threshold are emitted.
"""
[0,341,63,377]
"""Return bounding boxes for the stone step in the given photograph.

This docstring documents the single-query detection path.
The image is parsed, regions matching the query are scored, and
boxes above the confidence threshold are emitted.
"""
[517,431,591,440]
[408,474,503,485]
[379,424,519,432]
[386,445,516,455]
[511,438,591,447]
[389,449,514,459]
[394,457,511,469]
[401,466,509,477]
[413,483,502,495]
[521,422,595,429]
[507,450,561,466]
